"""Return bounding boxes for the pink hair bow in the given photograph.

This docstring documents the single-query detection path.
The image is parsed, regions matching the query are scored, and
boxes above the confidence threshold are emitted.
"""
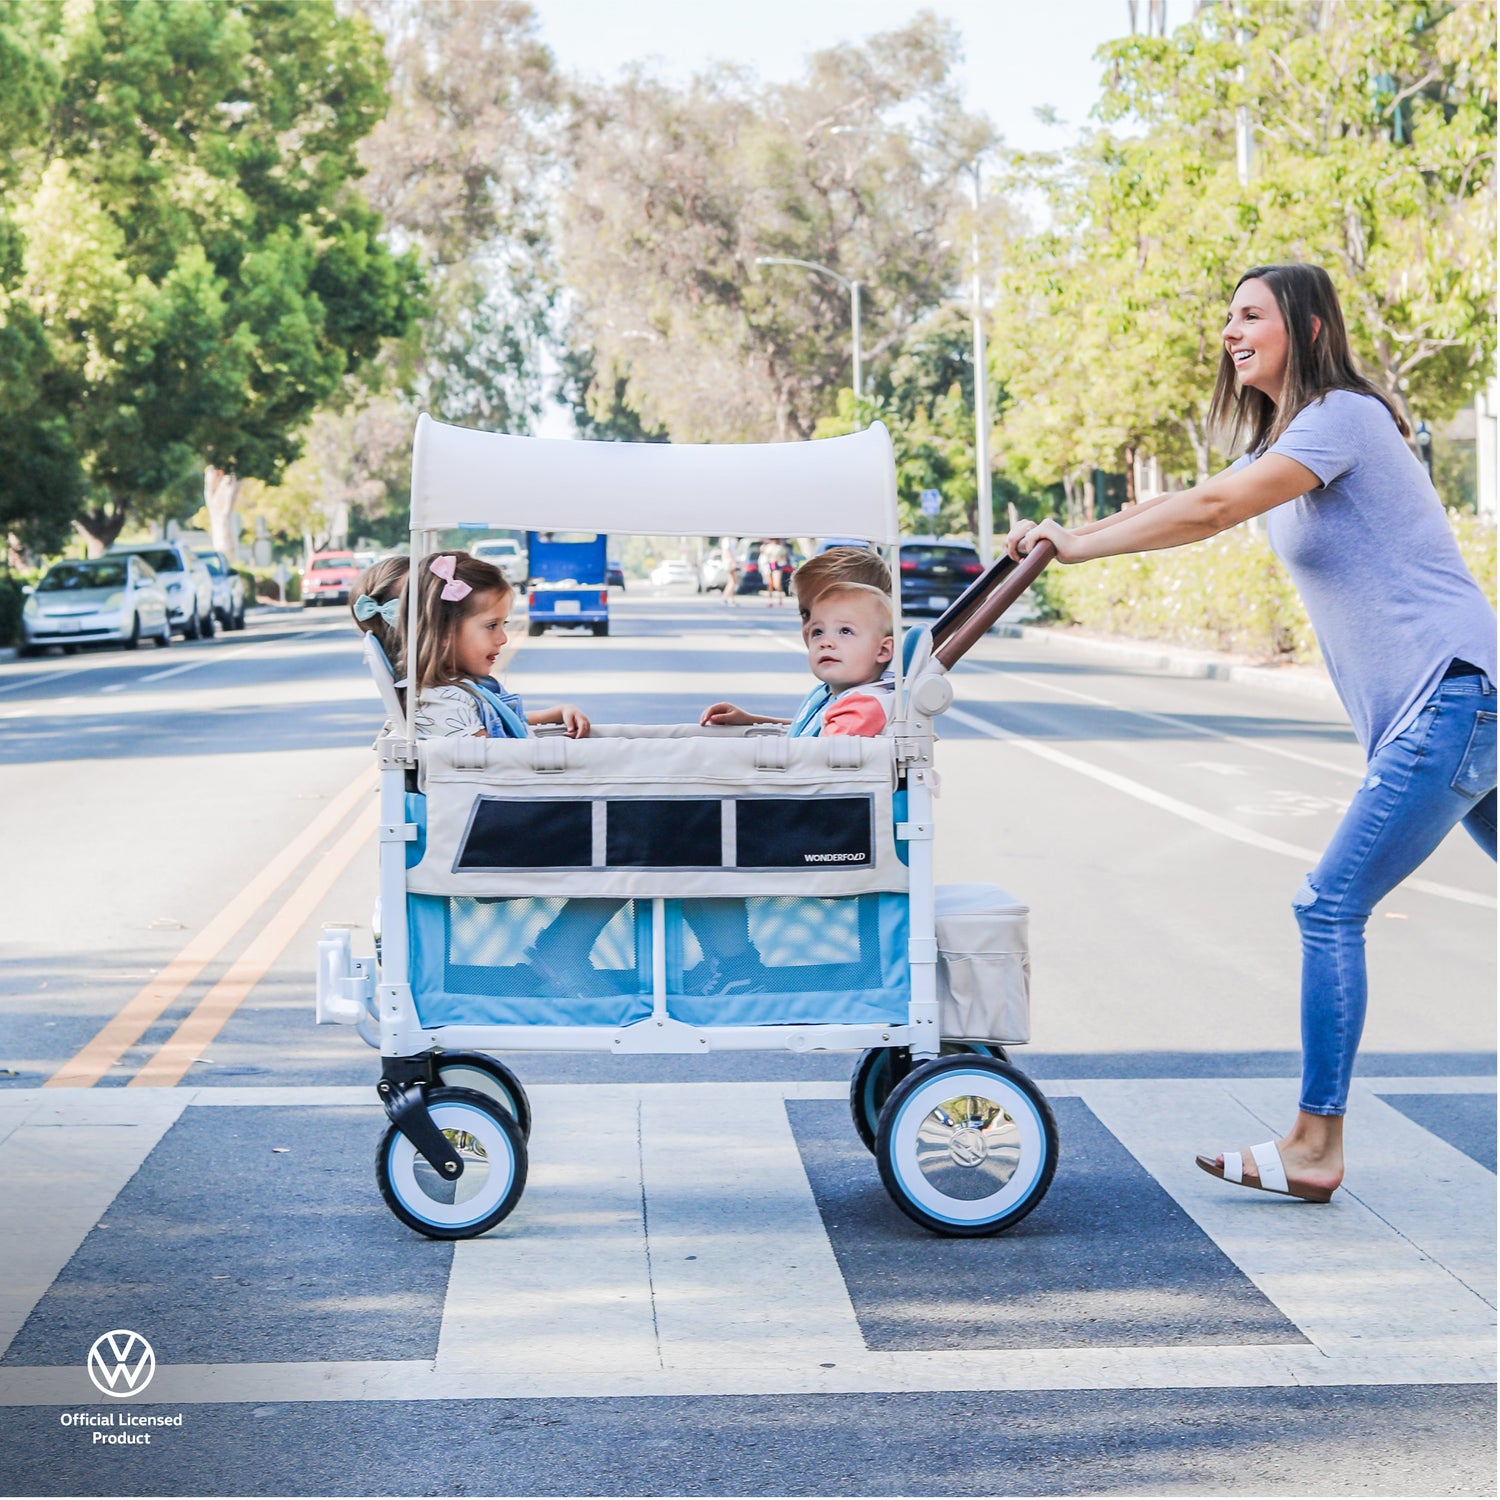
[430,554,472,602]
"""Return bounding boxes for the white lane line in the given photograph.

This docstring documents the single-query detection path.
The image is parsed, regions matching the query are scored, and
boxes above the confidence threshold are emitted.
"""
[946,704,1496,909]
[968,664,1361,779]
[136,631,319,684]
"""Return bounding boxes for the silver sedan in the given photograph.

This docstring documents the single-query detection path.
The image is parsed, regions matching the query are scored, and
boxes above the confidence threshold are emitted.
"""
[20,556,173,655]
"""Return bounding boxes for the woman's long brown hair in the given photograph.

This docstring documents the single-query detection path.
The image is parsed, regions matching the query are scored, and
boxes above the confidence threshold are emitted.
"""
[405,552,512,700]
[1207,263,1409,456]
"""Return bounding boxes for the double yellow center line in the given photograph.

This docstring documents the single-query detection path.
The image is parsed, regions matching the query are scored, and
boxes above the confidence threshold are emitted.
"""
[47,764,379,1089]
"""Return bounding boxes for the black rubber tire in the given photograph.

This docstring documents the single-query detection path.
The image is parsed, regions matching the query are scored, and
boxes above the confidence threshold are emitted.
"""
[875,1055,1058,1237]
[434,1052,532,1140]
[232,604,246,630]
[376,1086,527,1240]
[201,608,216,638]
[155,620,172,648]
[182,609,200,640]
[527,622,544,637]
[849,1041,1007,1154]
[122,614,141,650]
[591,622,609,636]
[15,643,40,658]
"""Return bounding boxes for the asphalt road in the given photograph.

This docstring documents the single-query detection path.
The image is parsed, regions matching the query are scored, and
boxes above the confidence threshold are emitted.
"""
[0,591,1493,1497]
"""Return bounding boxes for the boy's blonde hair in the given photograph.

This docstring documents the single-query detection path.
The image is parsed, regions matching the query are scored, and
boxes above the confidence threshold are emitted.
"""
[807,580,894,636]
[408,552,512,697]
[349,556,410,665]
[793,546,892,620]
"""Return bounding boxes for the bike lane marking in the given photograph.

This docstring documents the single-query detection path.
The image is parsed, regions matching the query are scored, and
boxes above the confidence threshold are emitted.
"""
[945,704,1495,909]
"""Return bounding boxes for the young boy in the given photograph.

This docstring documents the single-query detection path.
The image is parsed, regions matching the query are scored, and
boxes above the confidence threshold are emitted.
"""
[802,582,895,736]
[700,546,894,729]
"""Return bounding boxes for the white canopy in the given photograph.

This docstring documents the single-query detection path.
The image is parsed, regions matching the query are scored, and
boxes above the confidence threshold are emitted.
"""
[409,414,900,543]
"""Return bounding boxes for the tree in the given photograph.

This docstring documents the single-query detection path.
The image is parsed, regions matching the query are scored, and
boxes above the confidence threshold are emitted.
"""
[7,0,420,554]
[992,0,1496,501]
[560,14,987,443]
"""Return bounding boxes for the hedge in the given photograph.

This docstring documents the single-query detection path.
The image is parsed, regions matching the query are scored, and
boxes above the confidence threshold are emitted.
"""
[1031,512,1497,666]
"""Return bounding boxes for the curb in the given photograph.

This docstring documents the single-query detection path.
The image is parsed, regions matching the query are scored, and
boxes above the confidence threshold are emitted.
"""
[992,621,1342,708]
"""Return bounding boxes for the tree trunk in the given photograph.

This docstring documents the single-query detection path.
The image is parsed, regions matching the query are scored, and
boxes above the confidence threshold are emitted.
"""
[1123,444,1138,506]
[204,467,243,558]
[74,500,129,556]
[1180,412,1211,484]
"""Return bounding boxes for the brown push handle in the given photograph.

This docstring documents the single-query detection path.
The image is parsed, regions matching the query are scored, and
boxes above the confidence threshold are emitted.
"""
[931,540,1055,671]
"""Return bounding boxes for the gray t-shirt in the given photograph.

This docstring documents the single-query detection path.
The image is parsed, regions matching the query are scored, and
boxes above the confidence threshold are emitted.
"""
[1238,389,1496,758]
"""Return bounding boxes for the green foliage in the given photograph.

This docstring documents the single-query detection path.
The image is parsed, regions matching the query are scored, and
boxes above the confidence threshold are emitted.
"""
[0,567,40,649]
[994,0,1497,496]
[1035,516,1497,663]
[560,15,992,443]
[1,0,419,551]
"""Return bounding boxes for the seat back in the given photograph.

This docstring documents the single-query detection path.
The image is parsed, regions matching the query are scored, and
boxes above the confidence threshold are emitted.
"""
[362,633,406,727]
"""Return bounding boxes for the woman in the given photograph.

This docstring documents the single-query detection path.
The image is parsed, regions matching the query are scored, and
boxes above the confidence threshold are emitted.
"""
[1006,263,1496,1203]
[720,537,740,605]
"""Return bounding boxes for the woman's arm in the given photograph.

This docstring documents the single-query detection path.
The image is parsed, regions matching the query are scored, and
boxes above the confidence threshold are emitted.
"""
[1013,454,1321,564]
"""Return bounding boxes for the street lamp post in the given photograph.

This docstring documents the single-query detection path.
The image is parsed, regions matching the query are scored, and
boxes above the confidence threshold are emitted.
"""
[965,158,994,566]
[754,256,862,399]
[827,126,995,561]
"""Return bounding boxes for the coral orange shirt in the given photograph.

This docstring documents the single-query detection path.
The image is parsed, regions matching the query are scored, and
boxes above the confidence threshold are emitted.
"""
[820,688,892,738]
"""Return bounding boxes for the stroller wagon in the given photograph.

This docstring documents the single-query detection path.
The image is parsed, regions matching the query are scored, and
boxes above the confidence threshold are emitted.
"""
[317,416,1060,1238]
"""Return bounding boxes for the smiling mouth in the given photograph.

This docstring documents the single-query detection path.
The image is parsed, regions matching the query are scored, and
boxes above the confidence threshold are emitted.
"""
[1232,349,1254,365]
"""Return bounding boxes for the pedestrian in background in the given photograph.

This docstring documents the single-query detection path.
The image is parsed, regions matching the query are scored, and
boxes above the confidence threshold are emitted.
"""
[1005,261,1496,1205]
[720,537,740,605]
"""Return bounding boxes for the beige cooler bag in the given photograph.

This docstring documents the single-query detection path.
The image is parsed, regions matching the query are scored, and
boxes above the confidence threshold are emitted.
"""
[935,883,1031,1045]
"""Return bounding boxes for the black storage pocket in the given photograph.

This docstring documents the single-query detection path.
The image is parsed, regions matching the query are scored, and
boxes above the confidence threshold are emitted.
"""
[736,796,873,869]
[607,799,722,867]
[456,797,593,869]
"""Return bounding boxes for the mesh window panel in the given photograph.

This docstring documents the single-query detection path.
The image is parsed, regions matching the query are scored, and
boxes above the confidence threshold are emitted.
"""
[674,895,883,996]
[445,896,648,998]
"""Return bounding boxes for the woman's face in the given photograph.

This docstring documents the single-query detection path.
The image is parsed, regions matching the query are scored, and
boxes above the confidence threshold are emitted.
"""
[1223,278,1290,402]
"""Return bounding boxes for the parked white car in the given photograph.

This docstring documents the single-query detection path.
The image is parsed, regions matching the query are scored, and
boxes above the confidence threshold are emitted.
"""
[20,555,173,655]
[649,559,696,588]
[196,550,248,631]
[107,542,216,639]
[471,537,528,586]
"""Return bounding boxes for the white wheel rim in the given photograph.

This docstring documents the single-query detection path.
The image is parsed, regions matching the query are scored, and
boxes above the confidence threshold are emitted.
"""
[388,1098,515,1229]
[889,1066,1046,1226]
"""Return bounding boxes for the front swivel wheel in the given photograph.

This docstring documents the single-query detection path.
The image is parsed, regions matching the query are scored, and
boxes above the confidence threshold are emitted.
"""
[376,1086,527,1239]
[876,1055,1057,1237]
[849,1041,1006,1154]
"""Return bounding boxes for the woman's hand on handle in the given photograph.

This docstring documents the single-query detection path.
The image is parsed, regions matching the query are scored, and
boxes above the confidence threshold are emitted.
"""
[1010,518,1090,564]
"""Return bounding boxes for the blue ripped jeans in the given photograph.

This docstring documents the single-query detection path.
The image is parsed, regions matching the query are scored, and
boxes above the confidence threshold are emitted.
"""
[1296,672,1497,1116]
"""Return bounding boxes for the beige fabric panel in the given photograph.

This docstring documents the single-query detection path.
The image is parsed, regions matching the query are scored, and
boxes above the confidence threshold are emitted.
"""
[410,733,909,900]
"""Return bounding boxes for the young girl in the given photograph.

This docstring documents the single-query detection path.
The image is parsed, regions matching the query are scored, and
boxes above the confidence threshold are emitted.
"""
[408,552,589,740]
[350,555,410,676]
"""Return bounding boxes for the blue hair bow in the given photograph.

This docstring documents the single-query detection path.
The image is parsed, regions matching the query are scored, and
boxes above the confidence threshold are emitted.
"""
[353,593,401,626]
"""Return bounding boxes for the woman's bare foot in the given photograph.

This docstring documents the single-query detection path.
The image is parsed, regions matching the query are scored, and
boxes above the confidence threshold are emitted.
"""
[1207,1112,1344,1197]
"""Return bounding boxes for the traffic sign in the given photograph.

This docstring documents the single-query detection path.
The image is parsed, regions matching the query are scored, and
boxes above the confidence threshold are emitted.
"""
[920,489,942,515]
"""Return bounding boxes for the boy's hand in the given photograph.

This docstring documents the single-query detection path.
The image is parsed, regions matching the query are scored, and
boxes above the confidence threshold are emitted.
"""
[701,701,755,726]
[557,703,590,738]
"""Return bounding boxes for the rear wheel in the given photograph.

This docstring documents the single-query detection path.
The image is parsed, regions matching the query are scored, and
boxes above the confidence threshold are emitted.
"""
[376,1086,527,1240]
[182,609,200,640]
[876,1055,1057,1237]
[850,1041,1007,1154]
[201,607,216,638]
[155,618,172,648]
[122,613,141,650]
[527,622,544,637]
[434,1053,531,1140]
[591,622,609,637]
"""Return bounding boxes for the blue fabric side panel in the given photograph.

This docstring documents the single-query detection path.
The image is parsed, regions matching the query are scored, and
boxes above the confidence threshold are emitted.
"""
[407,894,653,1029]
[667,893,909,1028]
[404,792,426,868]
[893,786,909,866]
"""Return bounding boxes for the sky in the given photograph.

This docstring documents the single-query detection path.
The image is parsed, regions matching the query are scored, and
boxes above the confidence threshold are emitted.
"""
[528,1,1140,435]
[531,0,1138,155]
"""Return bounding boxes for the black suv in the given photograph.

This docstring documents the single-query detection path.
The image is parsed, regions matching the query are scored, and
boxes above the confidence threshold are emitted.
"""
[898,540,984,616]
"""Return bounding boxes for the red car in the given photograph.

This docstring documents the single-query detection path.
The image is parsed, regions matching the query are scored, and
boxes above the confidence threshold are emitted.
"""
[302,551,359,607]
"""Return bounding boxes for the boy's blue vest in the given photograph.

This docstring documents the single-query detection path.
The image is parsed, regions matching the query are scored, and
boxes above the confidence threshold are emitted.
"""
[787,673,895,738]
